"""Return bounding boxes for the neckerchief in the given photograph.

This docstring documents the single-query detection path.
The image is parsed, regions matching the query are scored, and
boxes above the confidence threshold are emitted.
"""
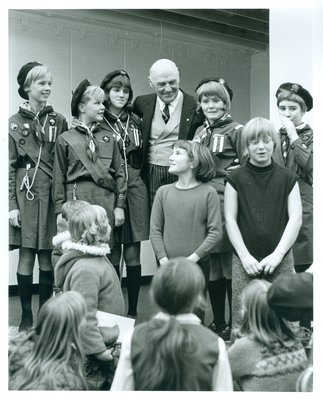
[194,114,233,147]
[19,101,54,145]
[71,118,101,162]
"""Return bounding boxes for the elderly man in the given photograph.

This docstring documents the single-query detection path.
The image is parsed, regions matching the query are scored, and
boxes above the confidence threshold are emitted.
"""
[133,59,203,208]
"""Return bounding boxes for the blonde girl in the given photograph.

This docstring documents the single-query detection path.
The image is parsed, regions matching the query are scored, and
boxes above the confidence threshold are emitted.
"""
[224,117,302,332]
[54,205,124,389]
[9,291,88,390]
[52,80,127,252]
[9,61,68,331]
[111,258,233,391]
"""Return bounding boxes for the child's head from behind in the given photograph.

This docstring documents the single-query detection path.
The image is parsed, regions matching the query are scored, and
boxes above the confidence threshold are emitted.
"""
[237,279,295,347]
[152,257,205,315]
[61,199,91,222]
[35,291,87,358]
[169,140,215,182]
[242,117,277,166]
[69,204,111,246]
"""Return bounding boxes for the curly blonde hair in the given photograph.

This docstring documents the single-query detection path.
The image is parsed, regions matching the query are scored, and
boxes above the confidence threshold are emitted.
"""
[69,204,111,246]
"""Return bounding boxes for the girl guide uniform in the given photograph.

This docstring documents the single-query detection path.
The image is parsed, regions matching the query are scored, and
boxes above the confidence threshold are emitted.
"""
[101,109,149,244]
[52,80,127,247]
[194,114,244,251]
[9,100,67,250]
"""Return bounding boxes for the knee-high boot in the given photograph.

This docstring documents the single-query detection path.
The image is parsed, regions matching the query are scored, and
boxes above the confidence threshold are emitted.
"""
[16,273,33,331]
[38,270,53,310]
[126,265,141,318]
[208,278,227,331]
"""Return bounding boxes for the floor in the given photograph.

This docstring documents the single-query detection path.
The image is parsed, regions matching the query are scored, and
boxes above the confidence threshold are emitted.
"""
[8,282,222,329]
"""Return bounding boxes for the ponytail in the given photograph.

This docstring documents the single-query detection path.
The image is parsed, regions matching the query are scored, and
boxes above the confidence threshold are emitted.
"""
[134,317,196,390]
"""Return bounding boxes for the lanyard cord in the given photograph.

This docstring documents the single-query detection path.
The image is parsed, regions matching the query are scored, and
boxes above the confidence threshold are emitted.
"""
[20,114,48,200]
[103,114,130,181]
[20,145,43,200]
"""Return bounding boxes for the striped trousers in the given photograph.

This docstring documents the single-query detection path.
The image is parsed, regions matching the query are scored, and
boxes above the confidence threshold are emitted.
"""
[148,164,177,209]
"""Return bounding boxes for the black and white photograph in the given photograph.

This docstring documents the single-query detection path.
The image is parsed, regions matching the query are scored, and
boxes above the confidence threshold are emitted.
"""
[2,0,321,397]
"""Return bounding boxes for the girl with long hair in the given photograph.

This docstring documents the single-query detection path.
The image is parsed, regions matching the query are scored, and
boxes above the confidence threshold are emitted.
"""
[228,279,307,391]
[9,291,88,390]
[111,257,233,391]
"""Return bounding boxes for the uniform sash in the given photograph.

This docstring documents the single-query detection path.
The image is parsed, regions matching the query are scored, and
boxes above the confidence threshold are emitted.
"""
[63,133,117,193]
[9,129,54,178]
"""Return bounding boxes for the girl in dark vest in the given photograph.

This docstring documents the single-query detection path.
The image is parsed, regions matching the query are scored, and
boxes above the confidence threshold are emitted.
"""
[100,70,149,320]
[224,117,302,332]
[9,61,68,331]
[111,257,233,391]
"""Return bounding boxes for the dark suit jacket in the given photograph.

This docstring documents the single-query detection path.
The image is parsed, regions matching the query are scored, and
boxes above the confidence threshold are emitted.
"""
[133,90,203,168]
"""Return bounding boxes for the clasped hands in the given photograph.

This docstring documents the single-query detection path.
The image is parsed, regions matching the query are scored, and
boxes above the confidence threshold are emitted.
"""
[240,251,284,276]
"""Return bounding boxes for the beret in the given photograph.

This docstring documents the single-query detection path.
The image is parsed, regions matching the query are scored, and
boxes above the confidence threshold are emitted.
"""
[100,70,130,90]
[71,79,91,117]
[195,77,233,101]
[267,272,313,321]
[276,82,313,111]
[100,69,133,105]
[17,61,43,100]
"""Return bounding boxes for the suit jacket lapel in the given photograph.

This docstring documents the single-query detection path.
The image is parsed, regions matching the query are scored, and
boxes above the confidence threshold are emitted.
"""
[179,92,197,139]
[141,95,157,155]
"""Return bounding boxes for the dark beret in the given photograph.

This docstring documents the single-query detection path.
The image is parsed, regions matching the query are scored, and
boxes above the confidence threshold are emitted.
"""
[267,272,313,321]
[17,61,43,100]
[276,82,313,111]
[195,77,233,101]
[71,79,91,117]
[100,70,130,91]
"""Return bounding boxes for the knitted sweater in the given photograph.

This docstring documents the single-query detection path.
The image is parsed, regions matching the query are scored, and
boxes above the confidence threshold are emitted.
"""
[150,182,222,261]
[228,335,307,391]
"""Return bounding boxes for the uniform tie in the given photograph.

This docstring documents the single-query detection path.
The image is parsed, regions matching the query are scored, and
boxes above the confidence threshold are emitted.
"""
[162,104,170,124]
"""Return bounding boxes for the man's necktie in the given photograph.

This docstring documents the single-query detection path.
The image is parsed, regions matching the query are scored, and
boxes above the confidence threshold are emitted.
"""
[162,104,170,124]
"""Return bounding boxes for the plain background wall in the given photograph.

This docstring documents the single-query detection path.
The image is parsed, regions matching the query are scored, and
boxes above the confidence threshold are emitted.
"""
[8,9,269,285]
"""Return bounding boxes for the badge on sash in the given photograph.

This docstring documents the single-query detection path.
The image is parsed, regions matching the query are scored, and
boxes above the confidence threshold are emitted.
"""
[103,136,110,143]
[10,122,18,130]
[212,134,225,153]
[49,126,57,142]
[131,126,141,147]
[22,130,30,137]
